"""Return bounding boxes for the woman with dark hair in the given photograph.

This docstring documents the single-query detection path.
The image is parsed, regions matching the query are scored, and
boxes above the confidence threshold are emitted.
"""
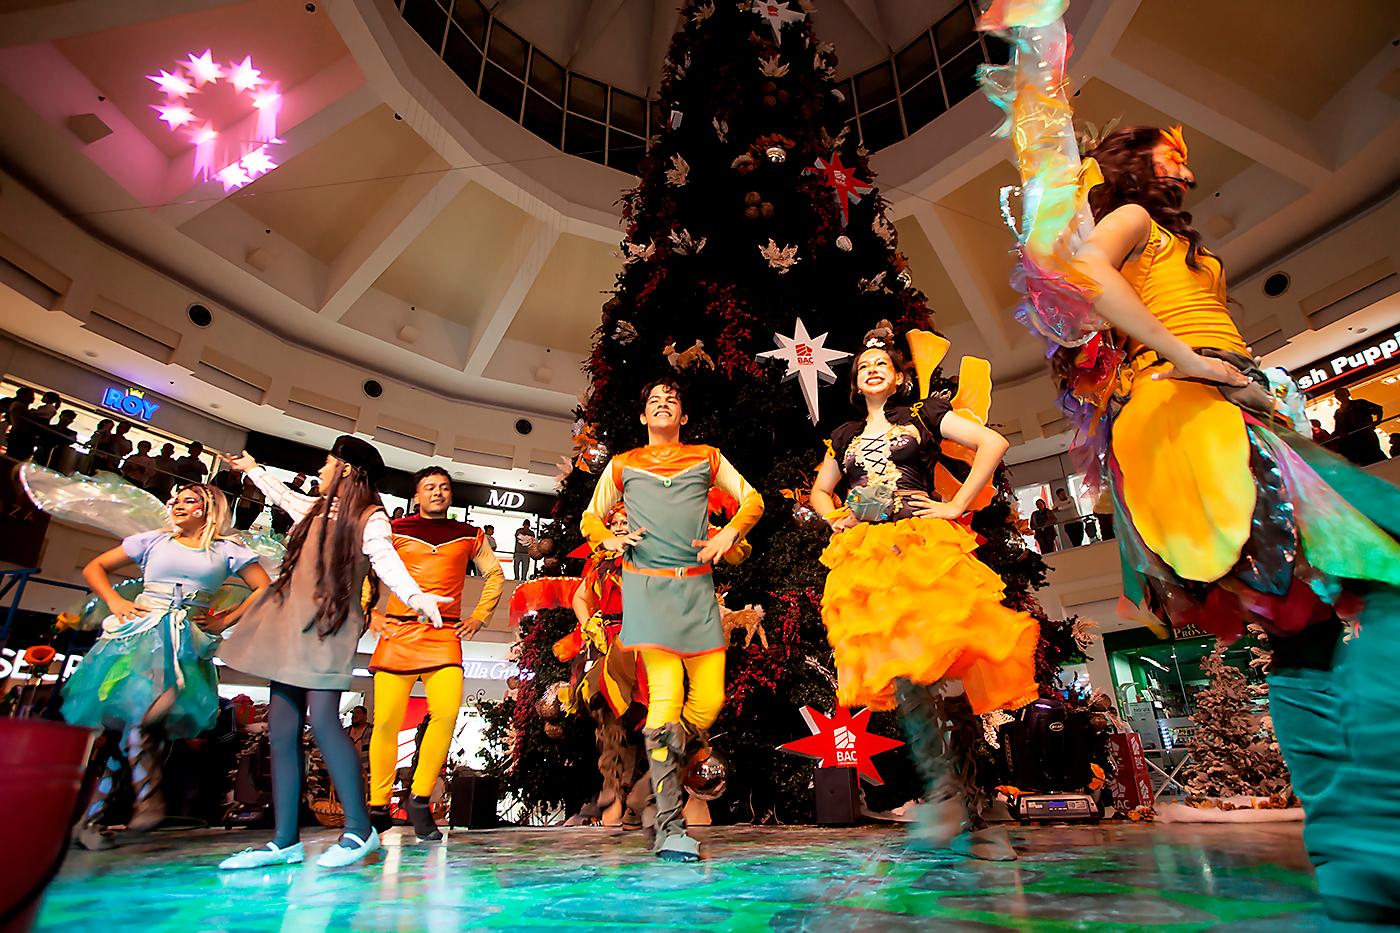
[62,484,269,847]
[809,322,1038,861]
[1067,125,1400,922]
[216,437,447,870]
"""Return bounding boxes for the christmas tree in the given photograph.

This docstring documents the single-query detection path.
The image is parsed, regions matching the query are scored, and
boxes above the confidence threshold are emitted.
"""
[1176,643,1291,800]
[480,0,1068,822]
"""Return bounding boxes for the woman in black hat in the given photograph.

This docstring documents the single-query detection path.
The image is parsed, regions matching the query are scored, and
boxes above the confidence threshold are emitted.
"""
[215,436,448,870]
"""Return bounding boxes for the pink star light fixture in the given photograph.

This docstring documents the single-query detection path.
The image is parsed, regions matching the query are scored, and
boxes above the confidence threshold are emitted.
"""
[226,55,264,92]
[146,69,194,98]
[183,49,223,86]
[146,50,284,191]
[152,103,194,130]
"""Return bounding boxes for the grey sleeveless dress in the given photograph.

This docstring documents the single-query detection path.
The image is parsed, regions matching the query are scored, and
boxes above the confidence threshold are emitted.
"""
[219,510,372,691]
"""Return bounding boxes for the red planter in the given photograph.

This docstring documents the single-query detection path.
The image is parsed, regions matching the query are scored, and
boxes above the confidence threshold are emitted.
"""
[0,719,95,931]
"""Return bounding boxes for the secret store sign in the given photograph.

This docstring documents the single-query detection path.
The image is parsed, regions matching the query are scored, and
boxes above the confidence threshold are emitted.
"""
[1293,328,1400,395]
[100,386,161,421]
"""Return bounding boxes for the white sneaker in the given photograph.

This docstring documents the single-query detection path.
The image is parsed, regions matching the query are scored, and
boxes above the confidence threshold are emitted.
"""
[315,829,381,869]
[219,841,304,870]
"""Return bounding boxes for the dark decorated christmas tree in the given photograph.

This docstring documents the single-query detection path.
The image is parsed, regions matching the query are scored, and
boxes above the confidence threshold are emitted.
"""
[481,0,1077,823]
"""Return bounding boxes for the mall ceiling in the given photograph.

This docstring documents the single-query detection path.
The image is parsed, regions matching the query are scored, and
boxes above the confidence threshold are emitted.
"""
[0,0,1398,474]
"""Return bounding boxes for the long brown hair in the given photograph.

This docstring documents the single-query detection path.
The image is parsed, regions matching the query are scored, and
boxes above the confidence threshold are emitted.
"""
[268,459,382,638]
[1084,125,1214,272]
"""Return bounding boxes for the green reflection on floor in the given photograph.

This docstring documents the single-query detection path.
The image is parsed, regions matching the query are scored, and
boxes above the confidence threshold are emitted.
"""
[37,822,1324,931]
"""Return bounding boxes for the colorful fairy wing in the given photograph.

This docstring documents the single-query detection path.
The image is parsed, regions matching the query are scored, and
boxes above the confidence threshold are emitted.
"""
[977,1,1106,350]
[19,463,169,540]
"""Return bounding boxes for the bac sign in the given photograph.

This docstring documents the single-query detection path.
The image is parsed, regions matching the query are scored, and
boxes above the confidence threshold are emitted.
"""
[778,705,904,786]
[100,386,160,421]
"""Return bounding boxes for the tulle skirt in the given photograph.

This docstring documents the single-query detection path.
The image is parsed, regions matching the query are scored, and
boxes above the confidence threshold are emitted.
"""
[819,517,1040,714]
[1110,376,1400,641]
[62,589,221,739]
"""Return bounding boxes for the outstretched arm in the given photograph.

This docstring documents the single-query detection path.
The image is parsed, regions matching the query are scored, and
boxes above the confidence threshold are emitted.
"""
[362,512,448,627]
[1074,205,1246,387]
[220,451,318,522]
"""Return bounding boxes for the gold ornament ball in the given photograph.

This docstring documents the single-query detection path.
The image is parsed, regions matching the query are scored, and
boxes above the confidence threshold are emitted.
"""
[579,442,610,472]
[744,206,761,220]
[765,146,786,163]
[836,235,853,251]
[897,269,913,288]
[760,202,775,219]
[543,722,565,740]
[744,191,762,205]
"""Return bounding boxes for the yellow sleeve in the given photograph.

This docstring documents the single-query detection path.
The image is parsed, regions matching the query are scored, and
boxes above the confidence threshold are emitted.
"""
[580,460,622,548]
[713,452,763,539]
[467,540,505,621]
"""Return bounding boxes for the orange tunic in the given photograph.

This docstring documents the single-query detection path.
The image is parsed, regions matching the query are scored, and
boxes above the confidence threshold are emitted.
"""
[1111,220,1255,583]
[370,515,482,674]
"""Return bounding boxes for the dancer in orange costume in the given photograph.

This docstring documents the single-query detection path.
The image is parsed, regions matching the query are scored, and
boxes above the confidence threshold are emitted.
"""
[368,466,504,841]
[811,321,1037,861]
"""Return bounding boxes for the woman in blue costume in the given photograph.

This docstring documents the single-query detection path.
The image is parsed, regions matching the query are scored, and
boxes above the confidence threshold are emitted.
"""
[63,483,270,847]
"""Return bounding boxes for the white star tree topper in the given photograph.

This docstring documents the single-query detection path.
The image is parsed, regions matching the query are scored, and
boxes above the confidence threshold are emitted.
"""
[757,317,851,423]
[751,1,806,43]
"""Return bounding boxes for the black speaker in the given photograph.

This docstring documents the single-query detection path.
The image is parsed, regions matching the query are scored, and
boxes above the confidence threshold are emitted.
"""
[813,767,860,826]
[449,772,499,828]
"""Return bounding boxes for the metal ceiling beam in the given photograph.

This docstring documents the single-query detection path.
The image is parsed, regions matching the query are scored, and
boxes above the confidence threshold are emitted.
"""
[317,153,471,322]
[1099,36,1331,188]
[462,217,562,376]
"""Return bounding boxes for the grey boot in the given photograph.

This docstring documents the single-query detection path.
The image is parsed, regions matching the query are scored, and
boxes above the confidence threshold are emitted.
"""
[642,722,699,861]
[73,741,124,850]
[125,727,167,833]
[895,679,1016,862]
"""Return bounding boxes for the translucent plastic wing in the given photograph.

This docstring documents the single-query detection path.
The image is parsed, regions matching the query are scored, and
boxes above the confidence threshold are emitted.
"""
[56,578,145,632]
[977,0,1107,350]
[20,464,169,540]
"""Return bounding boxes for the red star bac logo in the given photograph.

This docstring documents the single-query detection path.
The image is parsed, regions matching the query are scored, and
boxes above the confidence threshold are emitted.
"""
[779,706,904,785]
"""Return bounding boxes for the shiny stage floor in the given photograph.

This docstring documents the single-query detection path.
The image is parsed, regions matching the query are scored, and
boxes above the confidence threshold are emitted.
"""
[37,821,1327,931]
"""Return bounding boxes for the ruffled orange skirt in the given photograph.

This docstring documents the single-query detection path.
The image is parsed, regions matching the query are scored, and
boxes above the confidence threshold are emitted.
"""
[820,517,1039,715]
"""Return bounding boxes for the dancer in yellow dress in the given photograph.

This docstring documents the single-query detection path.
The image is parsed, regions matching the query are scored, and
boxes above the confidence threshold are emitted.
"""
[811,321,1038,860]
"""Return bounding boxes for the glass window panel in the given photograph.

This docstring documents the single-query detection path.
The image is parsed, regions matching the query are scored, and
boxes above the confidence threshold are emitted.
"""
[449,0,488,46]
[443,23,483,91]
[487,21,528,78]
[568,74,608,122]
[941,45,982,106]
[607,132,644,175]
[854,62,895,111]
[610,89,646,136]
[479,63,523,119]
[522,91,563,145]
[528,49,565,102]
[895,33,934,90]
[899,73,946,134]
[564,113,606,163]
[934,2,977,61]
[402,0,448,53]
[857,101,903,151]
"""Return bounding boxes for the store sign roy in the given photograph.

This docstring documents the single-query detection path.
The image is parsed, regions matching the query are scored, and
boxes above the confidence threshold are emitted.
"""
[100,386,160,422]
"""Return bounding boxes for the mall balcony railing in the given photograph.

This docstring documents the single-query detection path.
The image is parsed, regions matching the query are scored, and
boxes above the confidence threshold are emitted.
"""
[393,0,1010,173]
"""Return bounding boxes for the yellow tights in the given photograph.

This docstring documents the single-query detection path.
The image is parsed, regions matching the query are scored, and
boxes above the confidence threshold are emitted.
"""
[639,648,726,731]
[369,667,463,804]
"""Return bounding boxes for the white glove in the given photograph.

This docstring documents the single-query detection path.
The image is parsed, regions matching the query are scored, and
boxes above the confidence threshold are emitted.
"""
[407,593,451,629]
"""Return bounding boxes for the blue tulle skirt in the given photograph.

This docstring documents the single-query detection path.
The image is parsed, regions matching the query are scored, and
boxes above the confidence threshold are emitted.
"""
[62,586,221,739]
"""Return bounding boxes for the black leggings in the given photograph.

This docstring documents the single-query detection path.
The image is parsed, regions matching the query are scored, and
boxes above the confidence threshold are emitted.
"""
[268,681,369,846]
